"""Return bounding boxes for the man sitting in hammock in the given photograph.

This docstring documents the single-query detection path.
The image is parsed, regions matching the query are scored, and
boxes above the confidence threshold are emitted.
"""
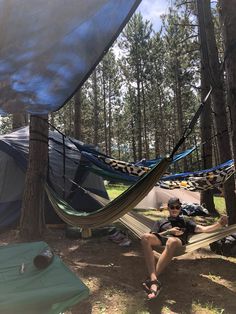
[141,197,228,300]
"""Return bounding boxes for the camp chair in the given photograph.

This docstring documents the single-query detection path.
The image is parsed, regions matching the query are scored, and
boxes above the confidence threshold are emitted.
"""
[119,211,236,257]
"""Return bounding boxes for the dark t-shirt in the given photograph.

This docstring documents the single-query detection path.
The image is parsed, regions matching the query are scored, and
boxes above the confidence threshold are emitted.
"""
[151,215,197,244]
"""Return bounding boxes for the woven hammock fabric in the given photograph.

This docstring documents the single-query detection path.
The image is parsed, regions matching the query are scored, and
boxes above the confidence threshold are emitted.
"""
[95,147,196,176]
[98,155,150,176]
[0,0,140,114]
[159,159,235,191]
[81,147,196,182]
[83,152,235,191]
[45,158,172,228]
[120,211,236,256]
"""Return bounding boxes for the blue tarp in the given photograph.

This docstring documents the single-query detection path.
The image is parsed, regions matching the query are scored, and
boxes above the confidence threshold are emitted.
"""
[0,0,141,114]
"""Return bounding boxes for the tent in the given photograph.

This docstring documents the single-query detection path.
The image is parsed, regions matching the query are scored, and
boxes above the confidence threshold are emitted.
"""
[0,127,109,228]
[136,186,200,210]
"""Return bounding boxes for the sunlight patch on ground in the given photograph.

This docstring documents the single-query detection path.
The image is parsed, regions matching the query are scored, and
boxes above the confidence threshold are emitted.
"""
[200,274,236,293]
[68,245,80,252]
[191,300,225,314]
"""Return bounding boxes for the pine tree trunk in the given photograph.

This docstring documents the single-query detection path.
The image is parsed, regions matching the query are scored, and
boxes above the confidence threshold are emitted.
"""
[174,60,187,171]
[92,70,99,146]
[141,81,149,159]
[20,115,48,240]
[12,113,28,130]
[131,118,137,162]
[108,86,112,156]
[219,0,236,181]
[197,0,236,223]
[200,63,217,215]
[136,72,142,160]
[102,72,108,154]
[74,90,82,140]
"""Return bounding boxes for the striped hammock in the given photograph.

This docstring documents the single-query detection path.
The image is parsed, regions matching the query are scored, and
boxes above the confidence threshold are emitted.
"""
[82,152,235,192]
[119,211,236,257]
[159,160,235,191]
[45,158,172,228]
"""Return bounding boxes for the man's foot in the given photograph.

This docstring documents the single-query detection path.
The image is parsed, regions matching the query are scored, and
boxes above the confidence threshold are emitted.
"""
[147,279,162,300]
[142,279,151,293]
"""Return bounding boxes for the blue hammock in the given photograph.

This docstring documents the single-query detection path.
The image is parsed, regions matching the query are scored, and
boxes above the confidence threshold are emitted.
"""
[81,147,196,182]
[81,151,235,191]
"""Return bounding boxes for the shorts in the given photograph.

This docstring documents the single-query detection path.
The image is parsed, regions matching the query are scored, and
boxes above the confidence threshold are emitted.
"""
[151,232,186,246]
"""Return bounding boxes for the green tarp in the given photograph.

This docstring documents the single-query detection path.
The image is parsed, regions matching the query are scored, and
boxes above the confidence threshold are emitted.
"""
[0,241,89,314]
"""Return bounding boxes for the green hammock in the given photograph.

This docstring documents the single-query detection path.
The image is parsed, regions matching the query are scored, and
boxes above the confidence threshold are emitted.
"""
[46,89,213,229]
[45,157,172,228]
[119,211,236,257]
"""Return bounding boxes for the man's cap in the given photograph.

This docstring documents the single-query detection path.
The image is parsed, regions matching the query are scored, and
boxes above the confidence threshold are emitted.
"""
[168,197,182,206]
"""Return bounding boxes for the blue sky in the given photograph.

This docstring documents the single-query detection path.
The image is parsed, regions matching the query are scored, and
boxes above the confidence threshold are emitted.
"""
[137,0,171,30]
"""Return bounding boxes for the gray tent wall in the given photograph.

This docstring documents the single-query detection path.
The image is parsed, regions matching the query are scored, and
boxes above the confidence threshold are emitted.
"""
[136,186,200,210]
[0,127,109,228]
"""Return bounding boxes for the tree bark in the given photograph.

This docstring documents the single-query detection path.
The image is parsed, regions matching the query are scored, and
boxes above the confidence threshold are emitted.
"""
[200,63,217,215]
[219,0,236,178]
[197,0,236,224]
[136,65,142,160]
[12,113,28,130]
[20,115,48,240]
[108,82,112,156]
[92,70,99,146]
[74,90,82,140]
[141,80,150,159]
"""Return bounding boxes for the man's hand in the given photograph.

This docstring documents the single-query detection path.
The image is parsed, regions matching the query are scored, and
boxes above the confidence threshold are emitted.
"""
[218,215,228,227]
[169,227,185,236]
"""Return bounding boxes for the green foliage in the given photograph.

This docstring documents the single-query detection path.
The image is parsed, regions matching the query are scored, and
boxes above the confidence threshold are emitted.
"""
[106,184,226,214]
[50,2,230,178]
[0,116,12,134]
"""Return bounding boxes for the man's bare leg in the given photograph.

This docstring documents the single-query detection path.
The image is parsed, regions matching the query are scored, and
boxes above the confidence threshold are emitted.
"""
[147,237,182,299]
[155,237,182,277]
[141,233,162,282]
[141,235,183,299]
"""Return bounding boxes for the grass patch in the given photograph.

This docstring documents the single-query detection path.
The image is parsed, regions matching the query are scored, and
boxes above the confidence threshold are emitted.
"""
[106,184,226,215]
[214,196,226,214]
[106,184,128,199]
[192,300,225,314]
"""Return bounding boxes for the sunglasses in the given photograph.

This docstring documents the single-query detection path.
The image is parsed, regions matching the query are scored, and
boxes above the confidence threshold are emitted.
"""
[169,204,181,210]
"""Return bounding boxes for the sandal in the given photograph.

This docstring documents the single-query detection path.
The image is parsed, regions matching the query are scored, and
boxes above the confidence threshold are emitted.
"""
[142,279,151,293]
[146,279,162,300]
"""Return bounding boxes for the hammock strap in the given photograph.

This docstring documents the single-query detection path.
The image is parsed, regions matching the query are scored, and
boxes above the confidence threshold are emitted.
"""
[170,87,213,159]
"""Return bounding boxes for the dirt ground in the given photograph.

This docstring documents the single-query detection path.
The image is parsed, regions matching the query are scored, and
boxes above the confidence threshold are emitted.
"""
[1,226,236,314]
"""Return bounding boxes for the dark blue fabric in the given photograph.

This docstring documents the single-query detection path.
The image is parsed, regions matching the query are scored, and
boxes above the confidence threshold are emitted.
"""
[0,200,21,228]
[0,0,141,114]
[135,147,196,167]
[0,127,109,227]
[0,141,28,171]
[81,152,138,183]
